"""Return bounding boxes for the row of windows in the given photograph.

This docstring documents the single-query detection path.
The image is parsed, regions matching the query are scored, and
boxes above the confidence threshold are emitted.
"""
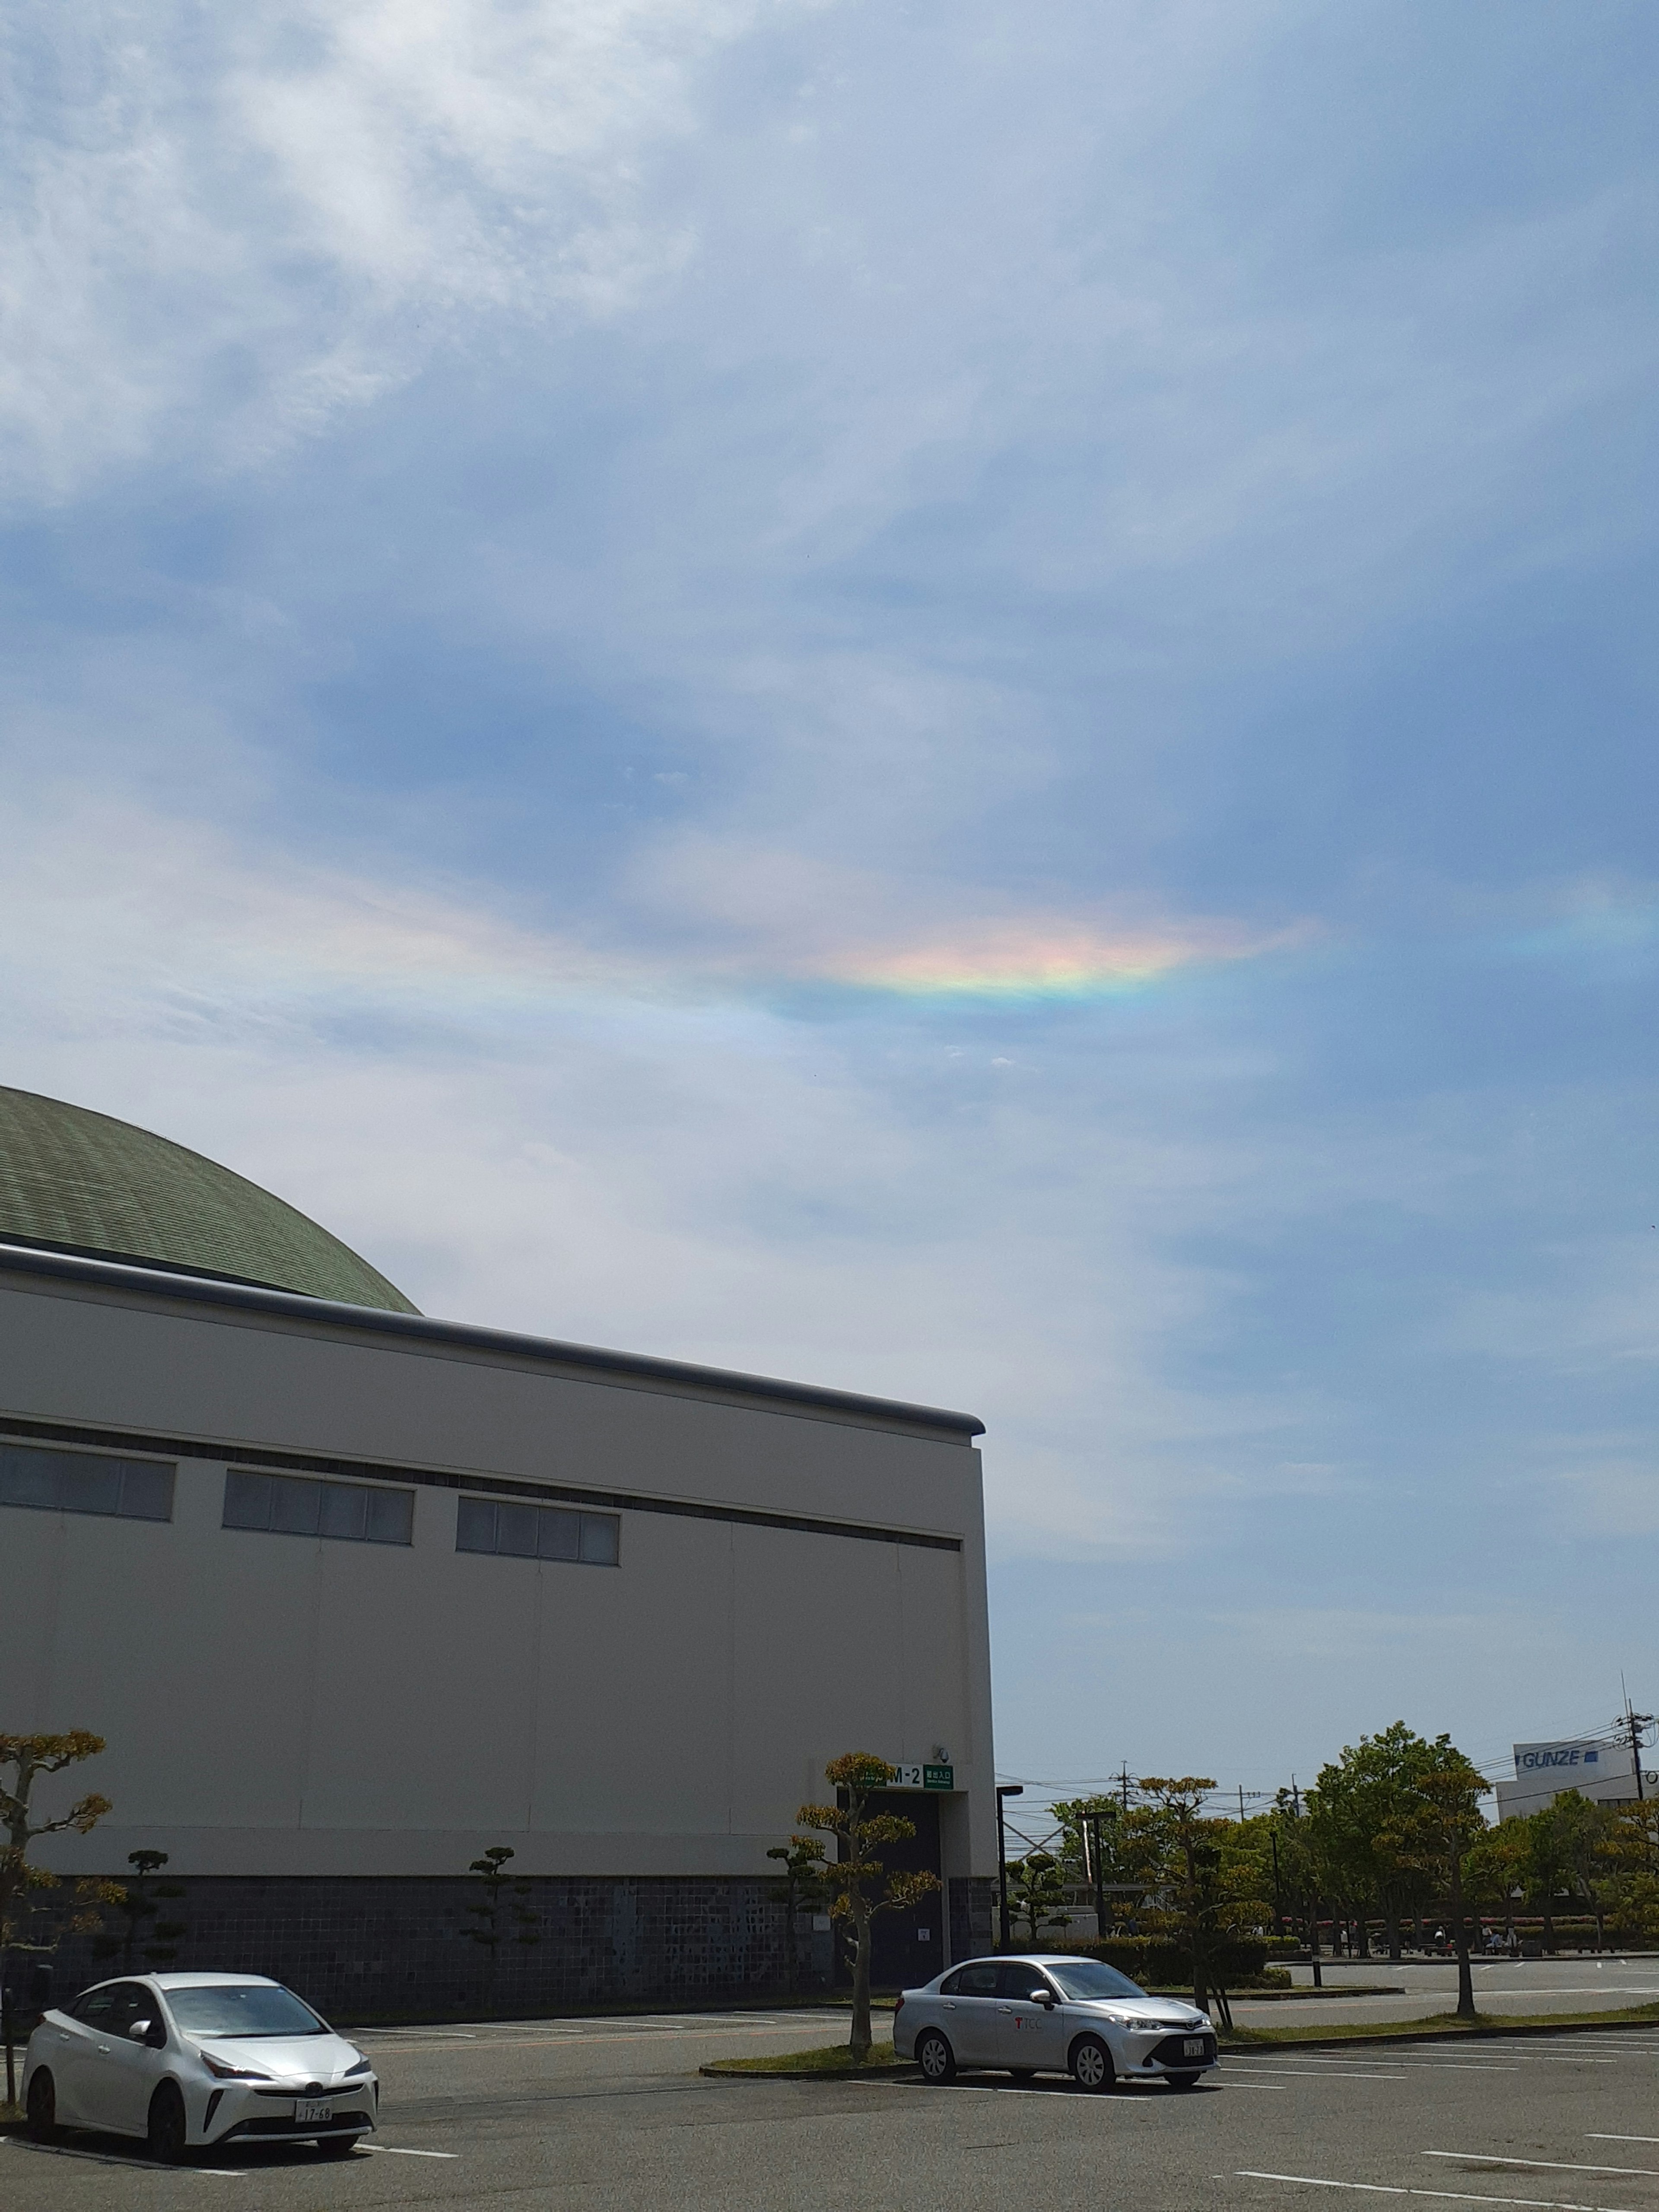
[222,1467,414,1546]
[0,1441,174,1523]
[0,1440,621,1566]
[456,1496,620,1566]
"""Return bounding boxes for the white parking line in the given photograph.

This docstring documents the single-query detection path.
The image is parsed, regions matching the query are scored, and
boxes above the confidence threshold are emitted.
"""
[1235,2169,1638,2209]
[1425,2154,1659,2179]
[366,2145,460,2158]
[1588,2135,1659,2145]
[1227,2066,1408,2082]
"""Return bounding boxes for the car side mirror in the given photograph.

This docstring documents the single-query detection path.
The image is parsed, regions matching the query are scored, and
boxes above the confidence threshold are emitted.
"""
[130,2019,166,2048]
[1029,1988,1055,2007]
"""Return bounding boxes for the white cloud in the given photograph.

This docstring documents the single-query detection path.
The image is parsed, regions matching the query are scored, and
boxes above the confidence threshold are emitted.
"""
[0,0,803,497]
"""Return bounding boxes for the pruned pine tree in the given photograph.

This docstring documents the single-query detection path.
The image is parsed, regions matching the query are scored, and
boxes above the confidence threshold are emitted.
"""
[798,1754,941,2063]
[1,1733,120,2107]
[1004,1851,1071,1947]
[464,1846,540,1999]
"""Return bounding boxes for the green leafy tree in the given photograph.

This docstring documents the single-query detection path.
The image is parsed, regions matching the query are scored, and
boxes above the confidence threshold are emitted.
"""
[1,1733,118,2108]
[1004,1850,1071,1946]
[463,1846,540,1996]
[1520,1800,1576,1952]
[766,1837,832,1993]
[1306,1724,1441,1960]
[1375,1738,1490,2018]
[798,1753,941,2062]
[1052,1795,1165,1933]
[1465,1817,1531,1948]
[1135,1779,1269,2017]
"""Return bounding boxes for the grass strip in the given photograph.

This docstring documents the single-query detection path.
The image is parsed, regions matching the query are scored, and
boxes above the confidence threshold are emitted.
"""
[1221,2001,1659,2049]
[702,2041,909,2077]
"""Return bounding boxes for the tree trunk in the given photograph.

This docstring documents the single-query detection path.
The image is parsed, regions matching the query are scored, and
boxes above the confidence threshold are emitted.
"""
[848,1904,873,2061]
[1384,1903,1401,1962]
[1541,1898,1555,1953]
[1307,1897,1322,1988]
[1449,1853,1475,2020]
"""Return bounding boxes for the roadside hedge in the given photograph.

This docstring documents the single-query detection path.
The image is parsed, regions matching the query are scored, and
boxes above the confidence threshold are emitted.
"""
[1064,1935,1270,1988]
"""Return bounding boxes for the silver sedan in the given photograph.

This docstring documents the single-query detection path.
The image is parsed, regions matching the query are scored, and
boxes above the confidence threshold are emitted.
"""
[23,1971,378,2161]
[893,1954,1218,2090]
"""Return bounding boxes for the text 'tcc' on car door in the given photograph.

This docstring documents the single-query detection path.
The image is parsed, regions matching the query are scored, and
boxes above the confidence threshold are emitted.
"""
[991,1963,1068,2070]
[939,1961,1001,2063]
[99,1983,171,2133]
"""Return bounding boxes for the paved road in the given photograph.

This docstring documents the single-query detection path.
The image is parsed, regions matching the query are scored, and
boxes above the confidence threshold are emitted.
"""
[11,2006,1659,2212]
[1234,1957,1659,2028]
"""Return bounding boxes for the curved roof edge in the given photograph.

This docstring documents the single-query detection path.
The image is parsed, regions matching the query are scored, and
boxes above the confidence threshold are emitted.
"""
[0,1244,986,1443]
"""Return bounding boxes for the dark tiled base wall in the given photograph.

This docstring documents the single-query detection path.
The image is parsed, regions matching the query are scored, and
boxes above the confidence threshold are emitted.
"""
[43,1875,801,2022]
[37,1872,996,2021]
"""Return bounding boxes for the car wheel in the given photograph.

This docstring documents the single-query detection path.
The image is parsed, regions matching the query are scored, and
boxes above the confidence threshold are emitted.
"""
[916,2029,956,2085]
[1069,2035,1114,2093]
[147,2083,190,2164]
[315,2134,362,2158]
[1167,2072,1202,2091]
[25,2069,59,2142]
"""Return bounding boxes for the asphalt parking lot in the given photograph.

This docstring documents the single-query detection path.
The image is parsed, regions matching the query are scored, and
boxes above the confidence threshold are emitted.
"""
[10,2005,1659,2212]
[1235,1956,1659,2028]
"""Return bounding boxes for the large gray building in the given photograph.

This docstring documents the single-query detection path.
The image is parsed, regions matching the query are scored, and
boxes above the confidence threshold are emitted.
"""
[0,1087,995,2013]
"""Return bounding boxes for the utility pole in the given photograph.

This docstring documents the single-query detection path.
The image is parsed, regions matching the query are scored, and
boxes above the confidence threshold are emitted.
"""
[1621,1693,1654,1803]
[1089,1808,1108,1941]
[1118,1764,1132,1812]
[1239,1785,1247,1824]
[995,1785,1023,1951]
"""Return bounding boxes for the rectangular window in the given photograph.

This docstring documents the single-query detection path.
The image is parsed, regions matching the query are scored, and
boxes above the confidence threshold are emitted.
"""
[455,1495,620,1566]
[223,1468,413,1546]
[0,1439,174,1522]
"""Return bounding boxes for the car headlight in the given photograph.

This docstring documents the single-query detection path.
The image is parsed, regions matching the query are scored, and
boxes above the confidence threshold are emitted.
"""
[201,2052,274,2081]
[344,2059,372,2077]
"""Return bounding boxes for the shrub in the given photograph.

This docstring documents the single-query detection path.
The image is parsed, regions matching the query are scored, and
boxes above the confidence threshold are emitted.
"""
[1066,1934,1269,1988]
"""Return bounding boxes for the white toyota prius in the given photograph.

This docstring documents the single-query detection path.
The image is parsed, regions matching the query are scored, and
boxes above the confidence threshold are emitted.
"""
[22,1972,378,2161]
[893,1954,1218,2090]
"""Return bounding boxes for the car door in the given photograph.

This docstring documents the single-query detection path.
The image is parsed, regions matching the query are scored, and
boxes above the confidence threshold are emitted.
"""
[938,1961,1001,2063]
[994,1964,1069,2070]
[98,1982,171,2133]
[51,1984,122,2127]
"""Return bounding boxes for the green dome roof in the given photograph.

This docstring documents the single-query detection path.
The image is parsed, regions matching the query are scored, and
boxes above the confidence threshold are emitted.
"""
[0,1086,418,1313]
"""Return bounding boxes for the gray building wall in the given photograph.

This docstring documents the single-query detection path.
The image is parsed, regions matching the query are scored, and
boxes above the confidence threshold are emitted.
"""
[0,1253,996,1983]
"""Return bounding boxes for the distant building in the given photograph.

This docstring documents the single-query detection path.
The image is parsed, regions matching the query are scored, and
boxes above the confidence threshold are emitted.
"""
[0,1086,995,2012]
[1494,1737,1657,1822]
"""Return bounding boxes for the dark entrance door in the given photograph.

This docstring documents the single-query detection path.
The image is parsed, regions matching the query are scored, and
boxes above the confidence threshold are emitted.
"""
[842,1790,944,1991]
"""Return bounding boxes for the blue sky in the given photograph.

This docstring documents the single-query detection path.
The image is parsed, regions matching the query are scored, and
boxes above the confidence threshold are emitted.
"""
[5,0,1658,1806]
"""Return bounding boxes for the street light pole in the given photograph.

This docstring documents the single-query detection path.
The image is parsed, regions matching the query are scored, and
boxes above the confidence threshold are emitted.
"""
[995,1785,1023,1951]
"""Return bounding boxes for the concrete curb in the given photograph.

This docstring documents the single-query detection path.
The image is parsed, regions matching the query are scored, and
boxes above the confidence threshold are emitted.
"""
[1221,2013,1659,2054]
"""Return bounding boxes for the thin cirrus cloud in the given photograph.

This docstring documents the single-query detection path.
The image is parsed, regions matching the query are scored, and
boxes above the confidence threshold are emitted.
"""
[0,797,1309,1027]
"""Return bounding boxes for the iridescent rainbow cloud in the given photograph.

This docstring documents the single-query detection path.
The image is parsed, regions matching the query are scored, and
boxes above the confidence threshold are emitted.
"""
[816,918,1308,1003]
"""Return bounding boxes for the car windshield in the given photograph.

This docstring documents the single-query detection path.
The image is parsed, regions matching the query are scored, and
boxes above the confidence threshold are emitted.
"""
[1043,1960,1149,2002]
[165,1985,327,2039]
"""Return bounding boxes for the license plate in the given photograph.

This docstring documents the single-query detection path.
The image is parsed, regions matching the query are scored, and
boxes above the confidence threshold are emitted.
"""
[295,2100,334,2124]
[1182,2038,1205,2058]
